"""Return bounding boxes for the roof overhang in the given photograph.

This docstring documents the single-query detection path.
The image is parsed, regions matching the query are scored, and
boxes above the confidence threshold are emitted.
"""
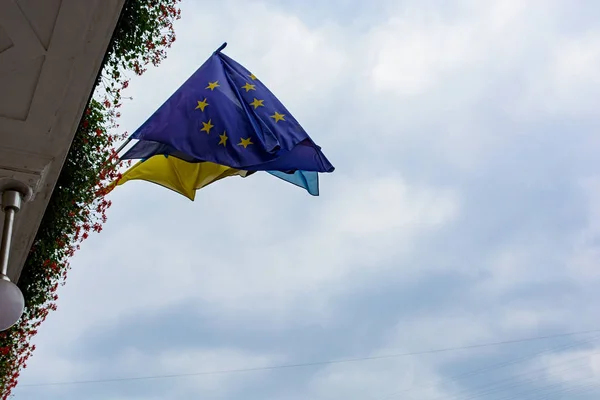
[0,0,126,281]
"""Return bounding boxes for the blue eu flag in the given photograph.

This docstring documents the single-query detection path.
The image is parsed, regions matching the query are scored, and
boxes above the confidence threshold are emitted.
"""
[121,44,334,185]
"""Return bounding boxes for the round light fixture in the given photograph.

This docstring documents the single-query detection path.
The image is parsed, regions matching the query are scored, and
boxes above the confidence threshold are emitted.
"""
[0,278,24,331]
[0,187,29,331]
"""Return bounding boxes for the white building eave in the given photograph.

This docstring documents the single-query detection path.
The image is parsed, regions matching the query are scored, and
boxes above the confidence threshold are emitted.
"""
[0,0,126,281]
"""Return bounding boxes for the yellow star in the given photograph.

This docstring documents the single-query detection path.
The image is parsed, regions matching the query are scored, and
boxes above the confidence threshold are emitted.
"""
[218,131,228,146]
[249,73,257,80]
[195,98,209,111]
[206,81,220,90]
[270,112,285,123]
[238,137,254,148]
[249,98,264,109]
[200,119,214,134]
[241,82,256,92]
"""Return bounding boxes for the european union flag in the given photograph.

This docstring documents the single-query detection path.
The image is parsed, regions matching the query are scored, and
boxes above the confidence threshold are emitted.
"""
[121,43,334,185]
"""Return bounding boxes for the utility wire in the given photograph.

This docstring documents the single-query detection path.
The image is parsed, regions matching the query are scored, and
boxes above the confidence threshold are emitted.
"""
[535,381,600,400]
[431,349,600,400]
[375,335,599,400]
[435,351,600,400]
[491,376,599,400]
[18,328,600,388]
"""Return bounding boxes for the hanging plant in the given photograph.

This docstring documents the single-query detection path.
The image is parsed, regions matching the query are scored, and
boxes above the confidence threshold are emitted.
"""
[0,0,181,396]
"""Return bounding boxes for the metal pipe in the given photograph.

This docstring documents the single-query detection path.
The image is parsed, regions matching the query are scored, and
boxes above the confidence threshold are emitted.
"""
[0,190,22,280]
[0,208,15,278]
[114,136,133,156]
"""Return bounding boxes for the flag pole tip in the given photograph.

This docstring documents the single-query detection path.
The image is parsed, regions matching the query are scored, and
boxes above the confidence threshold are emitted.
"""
[214,42,227,54]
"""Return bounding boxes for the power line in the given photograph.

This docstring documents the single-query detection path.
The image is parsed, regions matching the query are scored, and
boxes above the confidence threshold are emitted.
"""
[375,335,599,400]
[18,328,600,388]
[490,375,599,400]
[453,351,600,400]
[534,381,600,400]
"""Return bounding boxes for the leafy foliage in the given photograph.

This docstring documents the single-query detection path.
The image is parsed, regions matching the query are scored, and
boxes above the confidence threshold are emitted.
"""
[0,1,181,396]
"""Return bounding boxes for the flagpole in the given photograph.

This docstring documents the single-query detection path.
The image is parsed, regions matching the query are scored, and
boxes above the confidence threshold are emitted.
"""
[214,42,227,54]
[114,136,133,157]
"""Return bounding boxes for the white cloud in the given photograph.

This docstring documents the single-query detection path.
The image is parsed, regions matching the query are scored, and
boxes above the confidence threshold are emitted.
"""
[518,31,600,117]
[526,347,600,386]
[17,346,281,400]
[307,311,514,400]
[566,179,600,283]
[368,0,549,96]
[369,13,475,95]
[40,172,458,335]
[308,357,445,400]
[111,347,282,395]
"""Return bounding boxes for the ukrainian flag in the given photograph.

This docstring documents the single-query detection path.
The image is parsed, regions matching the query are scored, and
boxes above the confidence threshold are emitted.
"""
[114,155,249,201]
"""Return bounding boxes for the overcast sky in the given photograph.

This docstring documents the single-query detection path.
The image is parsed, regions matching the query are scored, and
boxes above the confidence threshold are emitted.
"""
[13,0,600,399]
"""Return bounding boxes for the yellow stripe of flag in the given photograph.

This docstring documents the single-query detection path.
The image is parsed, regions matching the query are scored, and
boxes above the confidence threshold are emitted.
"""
[112,155,248,201]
